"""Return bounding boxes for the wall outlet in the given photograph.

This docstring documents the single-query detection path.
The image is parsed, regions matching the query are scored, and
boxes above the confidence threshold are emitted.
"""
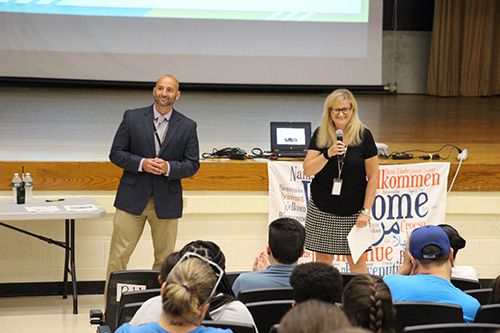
[457,149,468,161]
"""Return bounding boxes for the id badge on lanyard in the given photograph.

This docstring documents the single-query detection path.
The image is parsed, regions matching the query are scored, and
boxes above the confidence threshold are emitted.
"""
[331,147,347,196]
[331,178,343,195]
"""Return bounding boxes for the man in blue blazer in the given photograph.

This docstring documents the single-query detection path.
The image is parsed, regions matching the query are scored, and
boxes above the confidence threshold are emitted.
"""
[106,74,199,284]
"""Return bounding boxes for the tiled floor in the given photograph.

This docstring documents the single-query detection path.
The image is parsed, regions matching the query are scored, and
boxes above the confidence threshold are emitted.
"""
[0,294,104,333]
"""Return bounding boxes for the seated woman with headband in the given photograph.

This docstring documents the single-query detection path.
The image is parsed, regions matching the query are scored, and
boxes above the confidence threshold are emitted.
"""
[130,240,256,330]
[116,252,232,333]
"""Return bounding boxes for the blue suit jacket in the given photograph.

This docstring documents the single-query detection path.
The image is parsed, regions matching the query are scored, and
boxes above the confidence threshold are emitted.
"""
[110,105,200,219]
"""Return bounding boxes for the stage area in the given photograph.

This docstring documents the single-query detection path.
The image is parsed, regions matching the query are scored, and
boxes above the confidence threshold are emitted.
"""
[0,87,499,192]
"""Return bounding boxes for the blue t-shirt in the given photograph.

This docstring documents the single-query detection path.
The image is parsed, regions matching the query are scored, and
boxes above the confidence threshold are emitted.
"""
[116,322,232,333]
[383,274,480,323]
[232,264,295,296]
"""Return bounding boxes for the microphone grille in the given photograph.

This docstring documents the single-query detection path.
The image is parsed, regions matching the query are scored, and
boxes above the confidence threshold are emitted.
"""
[336,129,343,137]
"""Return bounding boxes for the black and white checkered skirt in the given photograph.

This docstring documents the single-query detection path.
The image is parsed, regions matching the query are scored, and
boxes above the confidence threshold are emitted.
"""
[304,198,359,255]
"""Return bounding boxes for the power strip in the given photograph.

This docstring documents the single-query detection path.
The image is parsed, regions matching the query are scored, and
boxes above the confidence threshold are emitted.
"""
[392,153,412,160]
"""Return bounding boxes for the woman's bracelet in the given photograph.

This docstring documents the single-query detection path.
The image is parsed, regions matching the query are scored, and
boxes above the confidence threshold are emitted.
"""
[360,208,372,219]
[322,149,330,160]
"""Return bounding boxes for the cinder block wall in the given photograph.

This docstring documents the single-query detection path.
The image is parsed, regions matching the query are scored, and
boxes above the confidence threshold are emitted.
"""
[1,191,499,283]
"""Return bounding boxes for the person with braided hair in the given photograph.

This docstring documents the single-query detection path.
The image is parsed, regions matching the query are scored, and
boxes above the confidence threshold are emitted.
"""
[130,240,257,330]
[116,255,231,333]
[342,275,396,333]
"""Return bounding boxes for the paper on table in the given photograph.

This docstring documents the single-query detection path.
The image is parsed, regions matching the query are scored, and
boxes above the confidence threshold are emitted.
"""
[347,225,373,264]
[25,206,60,213]
[64,204,98,212]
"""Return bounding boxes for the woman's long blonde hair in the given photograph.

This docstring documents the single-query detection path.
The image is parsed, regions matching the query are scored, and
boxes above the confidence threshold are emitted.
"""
[316,89,365,148]
[162,257,217,325]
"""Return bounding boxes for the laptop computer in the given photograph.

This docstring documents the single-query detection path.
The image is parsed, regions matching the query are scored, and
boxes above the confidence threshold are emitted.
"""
[270,122,311,157]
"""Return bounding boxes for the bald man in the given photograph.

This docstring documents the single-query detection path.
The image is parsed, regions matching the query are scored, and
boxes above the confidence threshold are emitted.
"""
[106,75,199,284]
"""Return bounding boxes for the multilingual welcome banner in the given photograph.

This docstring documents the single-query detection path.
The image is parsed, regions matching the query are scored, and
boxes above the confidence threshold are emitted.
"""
[268,161,450,275]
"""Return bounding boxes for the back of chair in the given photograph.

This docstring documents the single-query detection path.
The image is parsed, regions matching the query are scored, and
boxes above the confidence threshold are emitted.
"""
[465,288,493,305]
[237,287,294,304]
[393,302,463,333]
[202,320,256,333]
[116,302,144,328]
[269,324,280,333]
[339,272,361,302]
[105,270,161,331]
[474,304,500,324]
[226,271,247,288]
[245,300,294,333]
[341,272,360,289]
[402,323,500,333]
[450,277,481,291]
[115,288,161,327]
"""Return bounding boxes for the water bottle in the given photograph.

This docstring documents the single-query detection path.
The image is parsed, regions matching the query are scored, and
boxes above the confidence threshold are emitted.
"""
[24,172,33,202]
[11,173,23,204]
[17,182,25,204]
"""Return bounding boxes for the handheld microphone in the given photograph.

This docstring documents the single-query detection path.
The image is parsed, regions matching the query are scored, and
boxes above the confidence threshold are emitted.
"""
[336,129,343,142]
[335,129,345,163]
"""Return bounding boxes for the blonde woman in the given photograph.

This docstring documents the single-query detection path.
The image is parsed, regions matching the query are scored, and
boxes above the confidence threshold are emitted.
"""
[116,253,231,333]
[303,89,379,273]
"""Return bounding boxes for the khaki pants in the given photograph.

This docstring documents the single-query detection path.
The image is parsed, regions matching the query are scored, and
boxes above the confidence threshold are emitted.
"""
[105,197,178,297]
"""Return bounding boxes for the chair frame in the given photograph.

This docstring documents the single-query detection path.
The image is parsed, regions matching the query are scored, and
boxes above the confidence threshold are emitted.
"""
[89,270,161,332]
[245,299,294,333]
[202,320,256,333]
[116,301,145,328]
[450,277,481,291]
[474,303,500,324]
[465,288,493,305]
[402,322,500,333]
[237,287,294,304]
[115,288,161,326]
[393,301,464,333]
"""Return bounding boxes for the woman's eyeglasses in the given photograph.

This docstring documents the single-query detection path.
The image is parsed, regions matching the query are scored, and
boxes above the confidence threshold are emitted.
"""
[329,107,352,114]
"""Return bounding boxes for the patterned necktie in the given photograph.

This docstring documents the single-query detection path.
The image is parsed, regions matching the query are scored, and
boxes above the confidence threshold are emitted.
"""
[155,115,166,155]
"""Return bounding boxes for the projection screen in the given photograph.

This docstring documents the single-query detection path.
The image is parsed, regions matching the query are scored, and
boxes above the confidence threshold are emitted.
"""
[0,0,382,86]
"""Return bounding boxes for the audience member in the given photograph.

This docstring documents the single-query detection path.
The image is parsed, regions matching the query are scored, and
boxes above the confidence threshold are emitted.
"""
[289,262,343,304]
[383,225,480,323]
[178,240,256,327]
[129,252,179,326]
[131,240,256,330]
[278,299,352,333]
[438,224,478,281]
[342,274,396,333]
[397,224,478,282]
[232,217,305,296]
[116,254,231,332]
[490,274,500,304]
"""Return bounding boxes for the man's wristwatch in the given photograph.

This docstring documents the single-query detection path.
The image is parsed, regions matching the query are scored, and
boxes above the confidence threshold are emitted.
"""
[360,208,372,219]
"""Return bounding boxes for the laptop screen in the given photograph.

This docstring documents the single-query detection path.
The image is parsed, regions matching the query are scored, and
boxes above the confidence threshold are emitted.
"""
[270,122,311,156]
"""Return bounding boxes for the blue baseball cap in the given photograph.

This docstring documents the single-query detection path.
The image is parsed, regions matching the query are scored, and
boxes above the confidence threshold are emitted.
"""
[409,225,451,259]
